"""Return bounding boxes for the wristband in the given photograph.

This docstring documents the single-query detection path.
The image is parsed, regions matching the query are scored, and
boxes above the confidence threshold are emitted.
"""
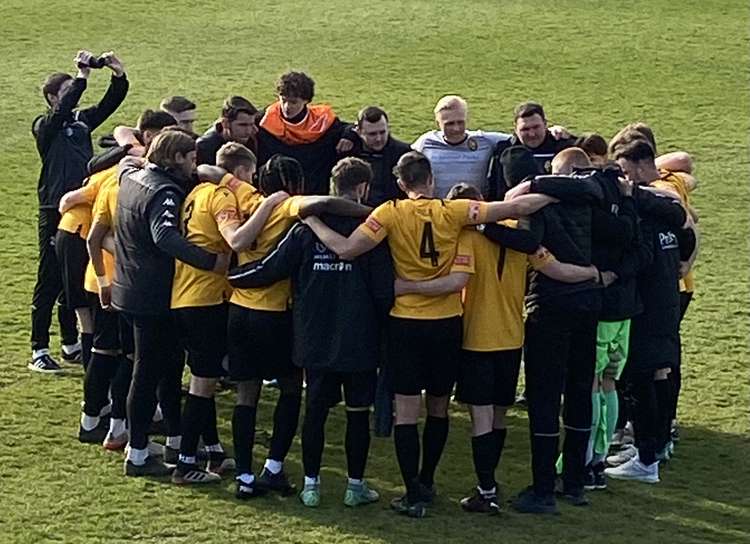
[96,276,111,289]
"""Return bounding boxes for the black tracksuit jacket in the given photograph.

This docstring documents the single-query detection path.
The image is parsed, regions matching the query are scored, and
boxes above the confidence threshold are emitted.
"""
[227,214,394,373]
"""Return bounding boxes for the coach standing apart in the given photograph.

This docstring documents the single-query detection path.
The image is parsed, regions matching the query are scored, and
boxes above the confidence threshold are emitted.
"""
[30,50,128,373]
[112,130,229,476]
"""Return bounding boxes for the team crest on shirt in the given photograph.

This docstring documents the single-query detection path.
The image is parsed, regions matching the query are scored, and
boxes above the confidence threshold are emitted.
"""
[544,160,552,172]
[365,216,382,233]
[314,242,329,254]
[659,231,678,250]
[467,137,478,151]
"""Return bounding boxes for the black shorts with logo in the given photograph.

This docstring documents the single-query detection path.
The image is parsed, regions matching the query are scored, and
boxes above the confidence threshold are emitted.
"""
[55,229,89,310]
[175,303,229,379]
[305,369,377,409]
[227,304,294,381]
[456,348,522,406]
[387,316,462,397]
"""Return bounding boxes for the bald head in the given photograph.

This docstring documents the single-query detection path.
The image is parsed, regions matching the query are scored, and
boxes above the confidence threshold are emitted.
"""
[551,147,592,174]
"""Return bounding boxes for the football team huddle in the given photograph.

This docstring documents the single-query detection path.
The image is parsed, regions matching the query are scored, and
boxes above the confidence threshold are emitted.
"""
[30,51,698,517]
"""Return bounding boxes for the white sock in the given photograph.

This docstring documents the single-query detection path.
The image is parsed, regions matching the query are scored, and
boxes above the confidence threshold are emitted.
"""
[109,418,127,436]
[127,446,148,465]
[99,403,112,417]
[32,349,50,360]
[152,404,164,422]
[305,476,320,486]
[62,341,81,355]
[479,485,496,496]
[166,435,181,449]
[81,413,99,431]
[178,454,196,465]
[264,459,283,474]
[205,443,224,453]
[347,478,362,486]
[237,473,255,485]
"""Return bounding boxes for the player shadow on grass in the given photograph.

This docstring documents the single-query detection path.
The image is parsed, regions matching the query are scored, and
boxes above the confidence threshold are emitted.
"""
[154,391,750,544]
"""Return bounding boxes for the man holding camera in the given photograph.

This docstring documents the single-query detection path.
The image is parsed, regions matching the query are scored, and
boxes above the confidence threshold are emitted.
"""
[30,50,128,374]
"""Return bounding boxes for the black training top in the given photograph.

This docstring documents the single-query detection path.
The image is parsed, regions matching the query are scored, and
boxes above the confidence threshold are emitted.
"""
[227,214,394,373]
[345,134,411,206]
[32,74,129,209]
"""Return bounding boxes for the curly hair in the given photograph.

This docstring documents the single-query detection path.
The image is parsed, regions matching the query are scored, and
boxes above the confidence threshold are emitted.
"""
[275,71,315,101]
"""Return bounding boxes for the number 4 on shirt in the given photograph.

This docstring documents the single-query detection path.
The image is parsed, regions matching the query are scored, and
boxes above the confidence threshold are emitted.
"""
[420,222,439,266]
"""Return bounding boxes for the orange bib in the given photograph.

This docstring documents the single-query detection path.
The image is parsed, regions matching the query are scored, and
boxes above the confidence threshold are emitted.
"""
[260,102,336,145]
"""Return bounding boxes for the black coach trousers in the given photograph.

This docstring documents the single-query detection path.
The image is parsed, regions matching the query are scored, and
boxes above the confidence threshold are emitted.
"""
[124,312,183,451]
[524,305,597,496]
[31,209,78,351]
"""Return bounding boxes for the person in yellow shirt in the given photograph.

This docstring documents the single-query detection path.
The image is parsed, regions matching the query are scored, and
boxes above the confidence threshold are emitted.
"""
[396,182,602,514]
[303,151,556,517]
[228,154,372,499]
[169,142,289,485]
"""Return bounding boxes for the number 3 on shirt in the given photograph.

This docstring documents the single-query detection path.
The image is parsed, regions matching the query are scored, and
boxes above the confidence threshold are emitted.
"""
[182,200,195,236]
[420,222,440,266]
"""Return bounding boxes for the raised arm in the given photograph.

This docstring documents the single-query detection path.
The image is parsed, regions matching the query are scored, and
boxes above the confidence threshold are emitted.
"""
[78,53,129,131]
[303,216,379,260]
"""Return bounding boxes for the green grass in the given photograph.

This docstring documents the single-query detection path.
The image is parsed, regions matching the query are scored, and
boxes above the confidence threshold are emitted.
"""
[1,1,749,542]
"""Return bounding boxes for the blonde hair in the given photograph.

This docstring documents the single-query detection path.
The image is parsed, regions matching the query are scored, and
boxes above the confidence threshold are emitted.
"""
[551,147,592,174]
[433,95,468,117]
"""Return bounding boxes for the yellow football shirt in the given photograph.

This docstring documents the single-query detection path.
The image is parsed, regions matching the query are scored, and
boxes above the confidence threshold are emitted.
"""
[359,197,488,319]
[58,167,116,239]
[83,174,118,294]
[229,195,302,311]
[171,175,244,309]
[652,170,695,293]
[451,221,553,351]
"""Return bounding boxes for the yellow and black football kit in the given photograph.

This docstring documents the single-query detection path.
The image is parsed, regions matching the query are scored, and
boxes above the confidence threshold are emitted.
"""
[359,197,488,396]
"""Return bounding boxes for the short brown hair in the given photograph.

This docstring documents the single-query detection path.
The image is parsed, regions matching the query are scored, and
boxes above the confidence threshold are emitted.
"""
[137,110,177,132]
[612,139,656,163]
[393,151,432,190]
[146,129,196,170]
[221,96,258,122]
[217,142,257,172]
[160,95,196,114]
[276,71,315,101]
[551,147,592,174]
[609,123,657,156]
[42,72,72,105]
[514,101,546,122]
[575,133,608,158]
[446,182,482,201]
[331,157,372,195]
[357,106,388,125]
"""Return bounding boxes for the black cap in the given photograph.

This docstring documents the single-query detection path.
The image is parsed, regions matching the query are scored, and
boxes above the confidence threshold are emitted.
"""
[500,146,541,188]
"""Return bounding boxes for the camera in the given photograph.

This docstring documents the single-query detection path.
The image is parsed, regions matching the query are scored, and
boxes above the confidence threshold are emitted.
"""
[78,56,107,69]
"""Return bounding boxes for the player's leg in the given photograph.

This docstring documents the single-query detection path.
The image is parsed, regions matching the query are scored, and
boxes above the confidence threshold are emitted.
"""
[457,349,500,514]
[299,370,338,507]
[123,313,174,477]
[104,315,133,450]
[227,303,265,498]
[54,229,91,366]
[155,315,184,462]
[512,309,566,514]
[342,370,379,507]
[258,311,302,495]
[79,295,120,444]
[419,317,462,494]
[171,305,228,485]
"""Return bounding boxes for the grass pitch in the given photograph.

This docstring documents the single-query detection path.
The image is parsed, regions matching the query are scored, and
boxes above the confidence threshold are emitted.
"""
[0,1,748,543]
